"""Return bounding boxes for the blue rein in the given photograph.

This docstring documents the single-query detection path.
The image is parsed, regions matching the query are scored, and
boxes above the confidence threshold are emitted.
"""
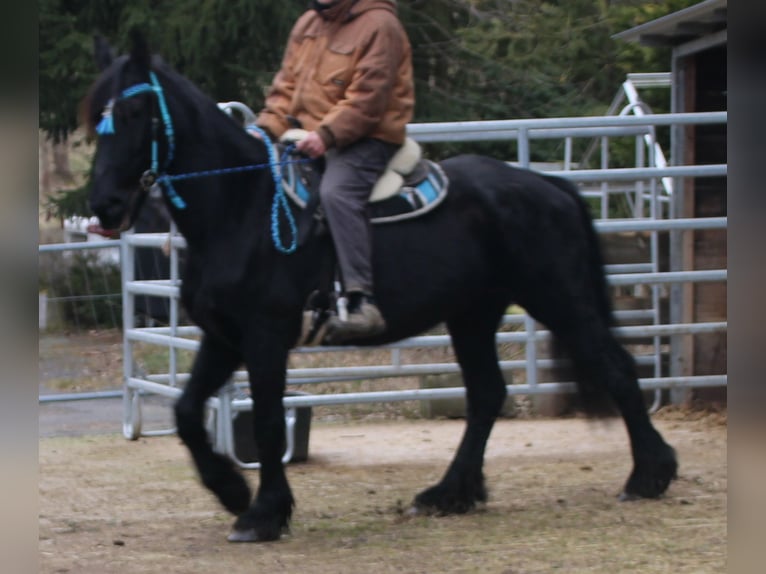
[96,72,306,254]
[245,125,300,255]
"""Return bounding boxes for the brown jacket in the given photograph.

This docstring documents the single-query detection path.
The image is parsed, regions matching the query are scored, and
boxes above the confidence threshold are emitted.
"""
[256,0,414,149]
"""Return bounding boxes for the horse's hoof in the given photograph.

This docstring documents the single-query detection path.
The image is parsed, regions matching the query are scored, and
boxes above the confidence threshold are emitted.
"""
[227,527,286,543]
[618,491,641,502]
[406,505,425,517]
[621,453,677,500]
[227,528,259,543]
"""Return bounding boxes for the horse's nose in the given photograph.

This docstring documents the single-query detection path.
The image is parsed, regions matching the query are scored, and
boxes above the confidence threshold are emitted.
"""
[89,188,126,230]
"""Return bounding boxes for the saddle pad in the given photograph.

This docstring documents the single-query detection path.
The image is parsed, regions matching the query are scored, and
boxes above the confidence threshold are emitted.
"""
[281,157,449,225]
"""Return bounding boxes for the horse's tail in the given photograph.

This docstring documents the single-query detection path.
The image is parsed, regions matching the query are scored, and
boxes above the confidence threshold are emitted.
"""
[542,174,620,417]
[543,174,615,325]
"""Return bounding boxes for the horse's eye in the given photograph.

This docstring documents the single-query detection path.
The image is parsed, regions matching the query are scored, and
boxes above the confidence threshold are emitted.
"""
[124,99,152,129]
[125,99,144,119]
[111,100,138,127]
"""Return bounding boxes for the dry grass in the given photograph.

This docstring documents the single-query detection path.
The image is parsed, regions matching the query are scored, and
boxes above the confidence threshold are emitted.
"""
[39,415,727,574]
[39,331,124,393]
[38,330,727,572]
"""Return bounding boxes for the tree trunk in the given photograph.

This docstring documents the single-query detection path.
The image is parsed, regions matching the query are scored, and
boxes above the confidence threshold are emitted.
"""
[39,133,51,202]
[52,139,74,185]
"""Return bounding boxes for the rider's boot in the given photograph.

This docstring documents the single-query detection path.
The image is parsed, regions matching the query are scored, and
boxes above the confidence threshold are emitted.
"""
[325,290,386,343]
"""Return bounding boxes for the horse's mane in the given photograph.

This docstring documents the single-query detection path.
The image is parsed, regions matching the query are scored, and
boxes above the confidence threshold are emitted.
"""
[80,53,233,140]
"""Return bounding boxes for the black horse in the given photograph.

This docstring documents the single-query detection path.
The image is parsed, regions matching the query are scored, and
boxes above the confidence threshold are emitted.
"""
[83,35,677,542]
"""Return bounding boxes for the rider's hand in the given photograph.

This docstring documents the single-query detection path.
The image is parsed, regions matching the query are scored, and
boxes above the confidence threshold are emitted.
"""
[296,131,327,159]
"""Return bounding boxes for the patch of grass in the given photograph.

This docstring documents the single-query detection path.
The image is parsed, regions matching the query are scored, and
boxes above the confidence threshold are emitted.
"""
[45,377,90,392]
[132,342,197,376]
[39,330,124,392]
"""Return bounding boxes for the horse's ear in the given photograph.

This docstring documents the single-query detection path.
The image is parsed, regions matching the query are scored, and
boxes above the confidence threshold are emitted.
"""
[93,35,115,71]
[128,28,152,72]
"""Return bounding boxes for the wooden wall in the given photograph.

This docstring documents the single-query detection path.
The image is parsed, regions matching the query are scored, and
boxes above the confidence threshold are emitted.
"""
[686,44,727,402]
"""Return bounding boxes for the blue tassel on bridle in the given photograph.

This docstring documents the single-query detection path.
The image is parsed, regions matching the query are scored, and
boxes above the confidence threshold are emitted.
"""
[95,100,116,135]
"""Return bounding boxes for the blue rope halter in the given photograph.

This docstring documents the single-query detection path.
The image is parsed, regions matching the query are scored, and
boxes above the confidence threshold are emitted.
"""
[95,72,307,254]
[96,71,184,208]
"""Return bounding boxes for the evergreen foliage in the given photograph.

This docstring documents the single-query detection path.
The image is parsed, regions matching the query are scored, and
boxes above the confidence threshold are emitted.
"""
[39,0,701,208]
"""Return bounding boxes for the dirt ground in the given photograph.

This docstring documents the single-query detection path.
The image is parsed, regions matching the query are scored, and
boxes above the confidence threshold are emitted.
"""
[39,409,726,574]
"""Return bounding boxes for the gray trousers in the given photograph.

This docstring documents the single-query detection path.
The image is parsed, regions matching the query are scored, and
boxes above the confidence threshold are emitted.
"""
[320,138,399,294]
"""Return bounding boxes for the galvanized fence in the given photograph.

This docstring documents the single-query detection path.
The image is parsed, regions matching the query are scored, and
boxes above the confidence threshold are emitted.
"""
[38,238,122,333]
[39,111,727,468]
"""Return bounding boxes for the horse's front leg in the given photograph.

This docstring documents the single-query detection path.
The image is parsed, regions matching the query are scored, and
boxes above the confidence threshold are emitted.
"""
[174,335,252,515]
[228,329,295,542]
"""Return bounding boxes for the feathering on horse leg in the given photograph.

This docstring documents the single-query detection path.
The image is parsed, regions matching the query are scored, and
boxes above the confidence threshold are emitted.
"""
[557,324,678,499]
[174,336,251,516]
[600,338,678,499]
[413,310,508,515]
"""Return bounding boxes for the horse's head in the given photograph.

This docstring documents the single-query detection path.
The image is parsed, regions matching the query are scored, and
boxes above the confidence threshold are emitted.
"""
[82,33,168,231]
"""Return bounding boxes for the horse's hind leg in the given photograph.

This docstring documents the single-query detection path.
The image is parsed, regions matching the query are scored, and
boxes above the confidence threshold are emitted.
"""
[529,299,678,499]
[174,335,252,515]
[413,306,508,514]
[582,329,678,499]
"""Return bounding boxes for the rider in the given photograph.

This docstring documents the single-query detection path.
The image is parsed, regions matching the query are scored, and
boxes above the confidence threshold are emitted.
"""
[254,0,415,341]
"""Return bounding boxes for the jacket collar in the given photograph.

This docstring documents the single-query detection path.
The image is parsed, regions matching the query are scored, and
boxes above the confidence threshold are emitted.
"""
[312,0,357,21]
[313,0,395,22]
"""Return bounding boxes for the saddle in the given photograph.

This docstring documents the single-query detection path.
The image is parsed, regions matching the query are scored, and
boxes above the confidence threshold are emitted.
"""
[277,128,449,226]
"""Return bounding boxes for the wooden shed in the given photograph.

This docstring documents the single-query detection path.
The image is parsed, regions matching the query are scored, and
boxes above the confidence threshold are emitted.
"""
[614,0,727,404]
